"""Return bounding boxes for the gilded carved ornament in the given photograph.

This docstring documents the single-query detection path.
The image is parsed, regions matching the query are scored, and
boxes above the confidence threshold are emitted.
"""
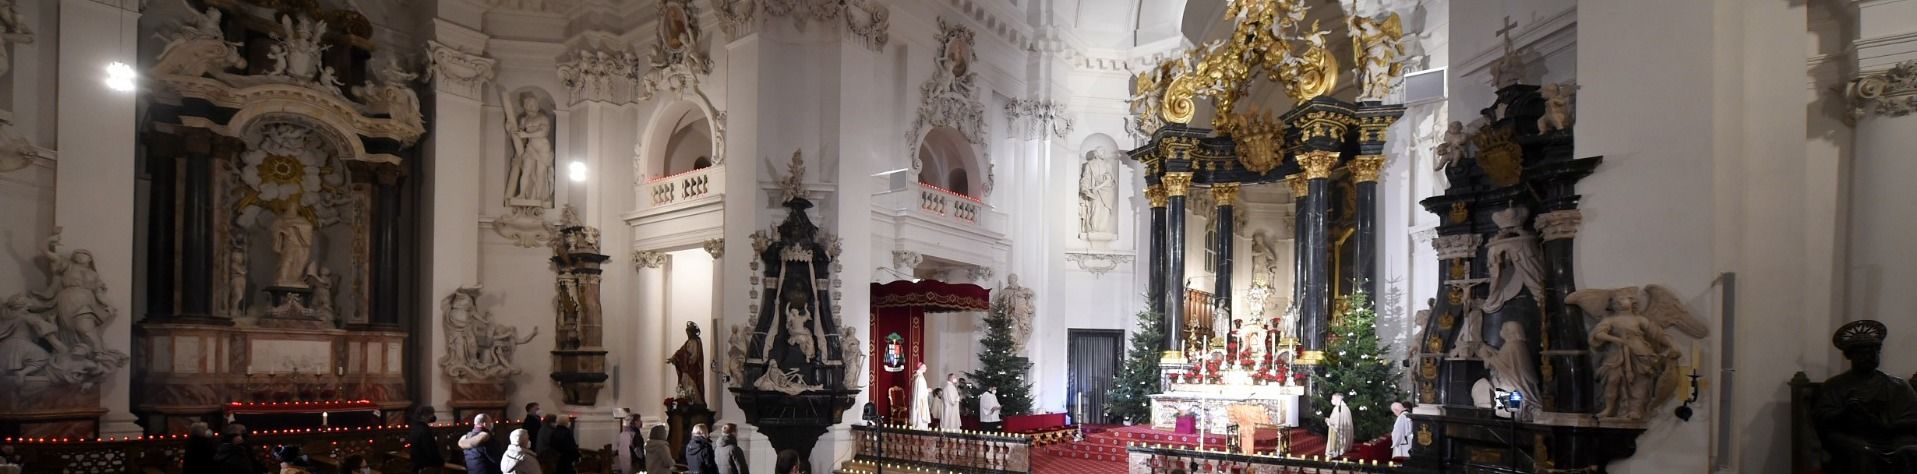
[1285,173,1309,197]
[1233,111,1286,173]
[1297,151,1339,180]
[1129,0,1355,136]
[1162,172,1194,197]
[1145,186,1168,208]
[1210,183,1241,205]
[1350,155,1385,183]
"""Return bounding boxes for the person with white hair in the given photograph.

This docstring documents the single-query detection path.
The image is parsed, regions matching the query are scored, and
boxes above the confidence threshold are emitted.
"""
[502,428,542,474]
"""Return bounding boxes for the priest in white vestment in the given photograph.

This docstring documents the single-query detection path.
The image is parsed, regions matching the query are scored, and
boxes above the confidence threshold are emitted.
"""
[1390,402,1413,459]
[1326,393,1355,458]
[941,373,963,431]
[909,363,932,429]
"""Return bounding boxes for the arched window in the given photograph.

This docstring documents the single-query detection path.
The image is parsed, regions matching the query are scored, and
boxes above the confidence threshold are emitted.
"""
[1204,219,1220,273]
[948,168,969,196]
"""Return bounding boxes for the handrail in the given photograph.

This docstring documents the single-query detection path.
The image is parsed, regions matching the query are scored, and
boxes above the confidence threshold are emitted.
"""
[851,424,1032,474]
[1127,444,1401,474]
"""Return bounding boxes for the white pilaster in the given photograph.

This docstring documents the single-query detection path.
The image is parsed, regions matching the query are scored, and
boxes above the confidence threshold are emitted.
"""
[422,21,494,419]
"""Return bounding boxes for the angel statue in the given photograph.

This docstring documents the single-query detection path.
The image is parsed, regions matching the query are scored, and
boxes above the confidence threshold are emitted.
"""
[439,286,538,381]
[1569,285,1710,421]
[1537,81,1580,133]
[1348,8,1406,101]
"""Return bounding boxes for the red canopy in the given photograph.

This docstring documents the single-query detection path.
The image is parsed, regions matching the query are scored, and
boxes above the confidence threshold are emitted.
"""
[870,280,991,313]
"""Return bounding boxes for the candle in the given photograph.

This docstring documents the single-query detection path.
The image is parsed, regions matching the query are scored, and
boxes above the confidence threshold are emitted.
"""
[1690,341,1700,371]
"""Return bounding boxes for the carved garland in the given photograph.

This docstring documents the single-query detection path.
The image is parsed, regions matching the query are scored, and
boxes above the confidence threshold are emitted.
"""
[711,0,890,51]
[1847,60,1917,122]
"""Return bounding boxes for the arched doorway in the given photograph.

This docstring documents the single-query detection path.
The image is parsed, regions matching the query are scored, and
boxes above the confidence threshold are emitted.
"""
[916,127,979,197]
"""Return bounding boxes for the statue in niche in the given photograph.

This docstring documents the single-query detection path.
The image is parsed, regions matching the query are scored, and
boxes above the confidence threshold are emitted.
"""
[668,321,707,403]
[724,323,750,386]
[1250,232,1278,285]
[1537,81,1580,134]
[840,326,865,389]
[1479,321,1540,419]
[0,0,33,78]
[1482,207,1544,313]
[501,90,555,207]
[784,301,818,362]
[1812,320,1917,473]
[1077,147,1118,238]
[997,273,1036,354]
[439,285,538,381]
[225,249,248,316]
[1570,285,1709,420]
[0,294,56,379]
[306,266,338,320]
[1447,298,1484,359]
[14,228,128,385]
[270,201,316,288]
[1348,10,1405,101]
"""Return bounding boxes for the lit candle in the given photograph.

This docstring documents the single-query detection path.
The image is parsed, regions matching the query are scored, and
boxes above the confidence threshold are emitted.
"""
[1690,341,1701,371]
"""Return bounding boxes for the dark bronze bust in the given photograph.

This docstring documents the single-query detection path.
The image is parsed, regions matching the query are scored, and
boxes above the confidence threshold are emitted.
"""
[1813,320,1917,473]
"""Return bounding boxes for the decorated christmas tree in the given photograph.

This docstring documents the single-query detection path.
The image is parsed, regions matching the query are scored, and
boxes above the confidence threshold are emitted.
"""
[1306,290,1406,440]
[966,292,1034,418]
[1108,308,1165,424]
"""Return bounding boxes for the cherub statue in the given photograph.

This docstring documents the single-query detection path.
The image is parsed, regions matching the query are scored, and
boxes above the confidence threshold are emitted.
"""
[1569,285,1710,420]
[1433,121,1466,171]
[1537,81,1580,133]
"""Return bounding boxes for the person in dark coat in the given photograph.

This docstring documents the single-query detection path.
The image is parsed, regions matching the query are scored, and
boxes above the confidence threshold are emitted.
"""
[684,424,719,474]
[548,416,582,474]
[214,423,266,474]
[521,403,544,450]
[773,450,801,474]
[460,414,503,474]
[534,413,558,470]
[182,422,218,473]
[408,406,446,473]
[715,423,748,474]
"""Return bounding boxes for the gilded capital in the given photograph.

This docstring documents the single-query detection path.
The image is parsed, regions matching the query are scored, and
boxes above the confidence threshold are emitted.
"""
[1350,155,1385,183]
[1210,183,1240,206]
[1163,172,1194,197]
[1298,151,1338,180]
[1146,185,1168,208]
[1285,173,1309,197]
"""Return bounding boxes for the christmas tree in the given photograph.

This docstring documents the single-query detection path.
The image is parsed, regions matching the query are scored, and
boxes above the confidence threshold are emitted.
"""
[1306,290,1406,441]
[966,292,1034,418]
[1108,308,1165,424]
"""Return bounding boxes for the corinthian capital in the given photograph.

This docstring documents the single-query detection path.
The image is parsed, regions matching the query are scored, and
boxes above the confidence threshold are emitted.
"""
[426,41,497,100]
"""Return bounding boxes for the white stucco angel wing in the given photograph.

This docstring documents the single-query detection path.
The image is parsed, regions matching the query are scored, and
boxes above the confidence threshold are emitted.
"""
[1644,284,1710,339]
[1565,288,1618,319]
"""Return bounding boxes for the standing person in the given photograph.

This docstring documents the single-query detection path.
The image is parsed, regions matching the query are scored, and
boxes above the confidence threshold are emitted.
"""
[214,423,265,474]
[460,414,503,474]
[715,423,748,474]
[501,428,542,474]
[521,403,544,451]
[941,374,963,431]
[1390,402,1413,461]
[643,425,674,474]
[928,388,944,429]
[977,386,1003,432]
[408,406,446,473]
[684,424,718,474]
[549,416,581,474]
[613,416,643,474]
[773,450,801,474]
[1325,394,1355,459]
[908,363,932,429]
[183,422,218,473]
[534,414,558,471]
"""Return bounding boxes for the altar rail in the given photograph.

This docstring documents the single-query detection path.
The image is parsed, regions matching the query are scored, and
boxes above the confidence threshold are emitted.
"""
[851,424,1032,474]
[1128,445,1400,474]
[0,424,613,474]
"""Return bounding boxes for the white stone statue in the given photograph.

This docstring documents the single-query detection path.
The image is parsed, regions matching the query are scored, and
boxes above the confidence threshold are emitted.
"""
[753,359,822,396]
[1447,299,1484,359]
[306,266,338,320]
[225,249,247,316]
[996,274,1036,354]
[1433,121,1466,171]
[0,0,33,79]
[840,326,865,389]
[439,285,538,381]
[154,1,226,71]
[784,303,818,362]
[270,202,316,288]
[1479,321,1540,419]
[1483,207,1545,313]
[353,58,423,130]
[909,363,933,429]
[1414,297,1435,353]
[18,228,128,384]
[501,91,555,207]
[1570,285,1709,421]
[0,294,55,378]
[1326,393,1355,458]
[1077,147,1118,238]
[941,373,963,432]
[1537,81,1579,133]
[265,15,329,83]
[724,323,750,386]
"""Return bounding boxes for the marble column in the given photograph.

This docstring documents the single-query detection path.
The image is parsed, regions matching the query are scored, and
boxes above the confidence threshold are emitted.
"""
[1286,174,1307,317]
[1297,152,1337,359]
[1147,185,1168,318]
[367,167,404,328]
[1162,172,1193,356]
[175,131,219,321]
[143,135,178,321]
[1431,233,1484,407]
[1350,156,1384,299]
[1536,209,1592,413]
[1210,184,1239,336]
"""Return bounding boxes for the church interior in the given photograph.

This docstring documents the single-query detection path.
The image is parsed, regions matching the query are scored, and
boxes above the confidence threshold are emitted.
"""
[0,0,1914,473]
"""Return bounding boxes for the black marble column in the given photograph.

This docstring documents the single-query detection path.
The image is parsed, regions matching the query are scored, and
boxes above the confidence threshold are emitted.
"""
[1299,153,1335,356]
[1163,172,1192,355]
[1211,184,1238,336]
[175,132,219,321]
[1148,186,1168,319]
[1286,174,1307,323]
[144,135,179,320]
[1351,156,1383,298]
[367,167,404,329]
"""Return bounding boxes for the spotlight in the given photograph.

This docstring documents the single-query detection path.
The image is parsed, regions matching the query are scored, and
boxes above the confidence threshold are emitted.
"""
[104,62,136,92]
[568,161,588,182]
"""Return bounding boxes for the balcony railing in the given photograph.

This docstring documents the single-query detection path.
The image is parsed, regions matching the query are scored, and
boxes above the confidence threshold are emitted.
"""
[849,424,1033,473]
[919,183,981,224]
[646,166,722,207]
